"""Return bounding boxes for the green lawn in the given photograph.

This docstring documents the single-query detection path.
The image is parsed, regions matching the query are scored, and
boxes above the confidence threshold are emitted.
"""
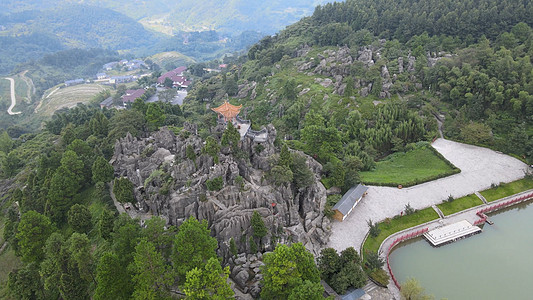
[362,207,439,255]
[360,146,458,187]
[480,178,533,202]
[437,194,483,216]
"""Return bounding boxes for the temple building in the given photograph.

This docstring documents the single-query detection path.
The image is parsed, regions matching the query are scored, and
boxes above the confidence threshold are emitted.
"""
[211,101,242,123]
[211,100,268,143]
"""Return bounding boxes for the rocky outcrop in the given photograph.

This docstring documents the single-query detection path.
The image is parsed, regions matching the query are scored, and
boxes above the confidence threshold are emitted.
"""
[230,253,265,297]
[112,126,331,262]
[237,81,257,99]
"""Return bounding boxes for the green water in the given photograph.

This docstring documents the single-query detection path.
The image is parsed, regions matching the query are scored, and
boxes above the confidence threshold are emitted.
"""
[389,202,533,300]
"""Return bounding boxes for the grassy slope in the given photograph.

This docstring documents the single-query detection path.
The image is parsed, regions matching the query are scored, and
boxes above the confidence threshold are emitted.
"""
[149,52,196,70]
[480,178,533,202]
[360,147,455,185]
[36,84,110,117]
[437,194,483,216]
[362,207,439,255]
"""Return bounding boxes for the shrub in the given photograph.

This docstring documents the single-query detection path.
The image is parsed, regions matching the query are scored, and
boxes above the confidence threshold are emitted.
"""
[249,236,258,253]
[206,176,223,191]
[235,175,244,190]
[447,194,454,203]
[367,219,380,237]
[369,269,390,287]
[404,203,415,215]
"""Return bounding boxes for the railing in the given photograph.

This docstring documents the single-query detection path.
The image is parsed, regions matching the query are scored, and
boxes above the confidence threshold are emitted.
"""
[235,115,251,125]
[385,228,429,290]
[474,192,533,224]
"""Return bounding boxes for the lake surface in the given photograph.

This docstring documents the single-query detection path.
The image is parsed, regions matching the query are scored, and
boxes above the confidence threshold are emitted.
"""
[389,201,533,300]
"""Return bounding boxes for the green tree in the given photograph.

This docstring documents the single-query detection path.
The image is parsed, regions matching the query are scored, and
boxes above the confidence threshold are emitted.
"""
[163,77,173,88]
[249,236,258,253]
[7,263,46,300]
[365,251,384,270]
[261,243,320,299]
[459,122,493,145]
[317,248,340,280]
[16,211,53,263]
[270,165,293,185]
[92,156,114,183]
[186,144,197,162]
[114,177,135,203]
[251,211,267,241]
[142,216,177,259]
[173,217,218,281]
[279,144,292,167]
[159,89,176,103]
[89,111,110,137]
[0,130,13,153]
[94,252,133,300]
[98,209,115,240]
[203,136,220,159]
[290,153,314,189]
[221,121,240,151]
[112,214,141,265]
[288,280,325,300]
[67,233,95,285]
[225,76,238,96]
[401,278,434,300]
[183,257,234,299]
[146,103,166,131]
[2,151,22,177]
[131,239,173,299]
[40,233,64,295]
[67,204,92,233]
[108,109,146,142]
[229,238,238,258]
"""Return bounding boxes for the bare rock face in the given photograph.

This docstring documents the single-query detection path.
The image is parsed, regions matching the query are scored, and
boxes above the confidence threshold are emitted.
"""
[407,54,416,72]
[398,57,404,73]
[112,126,331,262]
[237,81,257,99]
[357,47,374,66]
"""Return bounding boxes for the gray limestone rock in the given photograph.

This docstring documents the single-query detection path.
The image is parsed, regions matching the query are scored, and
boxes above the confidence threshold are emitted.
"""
[235,270,250,289]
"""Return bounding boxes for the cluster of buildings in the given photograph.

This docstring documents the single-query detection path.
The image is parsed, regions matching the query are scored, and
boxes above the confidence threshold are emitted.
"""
[64,59,148,87]
[103,59,146,71]
[157,66,191,89]
[100,88,147,109]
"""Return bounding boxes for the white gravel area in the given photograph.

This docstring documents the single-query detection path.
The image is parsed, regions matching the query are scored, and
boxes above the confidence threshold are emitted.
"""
[327,138,528,252]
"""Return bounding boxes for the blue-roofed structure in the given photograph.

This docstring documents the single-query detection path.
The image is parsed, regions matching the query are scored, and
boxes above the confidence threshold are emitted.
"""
[341,288,366,300]
[332,184,368,221]
[64,78,84,86]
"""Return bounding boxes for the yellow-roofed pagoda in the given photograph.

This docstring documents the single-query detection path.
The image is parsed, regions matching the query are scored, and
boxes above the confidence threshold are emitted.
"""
[211,101,242,123]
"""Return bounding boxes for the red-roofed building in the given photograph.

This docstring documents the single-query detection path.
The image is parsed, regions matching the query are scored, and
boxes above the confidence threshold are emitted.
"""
[122,89,146,103]
[157,66,189,88]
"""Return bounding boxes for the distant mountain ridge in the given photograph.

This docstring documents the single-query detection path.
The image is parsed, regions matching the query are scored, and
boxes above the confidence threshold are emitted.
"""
[0,0,331,35]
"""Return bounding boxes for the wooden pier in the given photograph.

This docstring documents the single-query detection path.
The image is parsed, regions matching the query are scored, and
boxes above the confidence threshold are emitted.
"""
[423,220,482,247]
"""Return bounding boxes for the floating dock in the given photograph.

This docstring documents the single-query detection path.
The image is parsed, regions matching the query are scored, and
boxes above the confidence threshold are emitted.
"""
[423,220,481,247]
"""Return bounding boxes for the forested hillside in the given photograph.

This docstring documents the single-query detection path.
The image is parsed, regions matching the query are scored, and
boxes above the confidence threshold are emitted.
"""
[1,0,533,299]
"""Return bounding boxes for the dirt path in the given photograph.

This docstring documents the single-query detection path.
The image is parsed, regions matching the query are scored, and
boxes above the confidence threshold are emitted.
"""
[19,70,35,101]
[327,138,528,253]
[35,86,60,112]
[5,78,21,115]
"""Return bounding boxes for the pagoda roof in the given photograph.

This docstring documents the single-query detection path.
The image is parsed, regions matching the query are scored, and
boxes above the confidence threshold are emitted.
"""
[211,101,242,119]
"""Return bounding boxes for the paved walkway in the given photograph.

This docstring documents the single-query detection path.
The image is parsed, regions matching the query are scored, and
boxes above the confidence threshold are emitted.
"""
[327,138,528,253]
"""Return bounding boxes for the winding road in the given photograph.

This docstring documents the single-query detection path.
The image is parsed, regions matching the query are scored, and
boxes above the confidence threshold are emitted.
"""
[5,77,21,115]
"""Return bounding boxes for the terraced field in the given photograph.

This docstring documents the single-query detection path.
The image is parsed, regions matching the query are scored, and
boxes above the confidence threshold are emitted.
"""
[36,84,109,116]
